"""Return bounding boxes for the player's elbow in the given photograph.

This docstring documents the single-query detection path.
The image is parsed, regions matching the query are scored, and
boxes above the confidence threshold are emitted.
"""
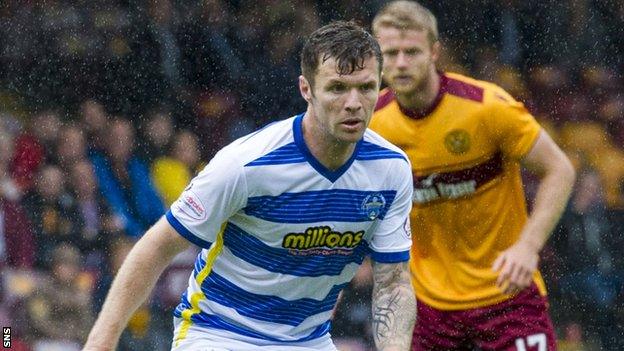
[557,154,576,191]
[123,220,190,274]
[545,153,577,203]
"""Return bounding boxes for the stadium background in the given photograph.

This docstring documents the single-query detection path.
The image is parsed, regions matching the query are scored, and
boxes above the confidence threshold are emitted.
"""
[0,1,622,350]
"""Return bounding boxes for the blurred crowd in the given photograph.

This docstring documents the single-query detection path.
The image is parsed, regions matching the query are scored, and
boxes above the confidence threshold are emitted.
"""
[0,1,623,350]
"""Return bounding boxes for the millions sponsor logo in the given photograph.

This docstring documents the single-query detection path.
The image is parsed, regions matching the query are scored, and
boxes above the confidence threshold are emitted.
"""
[282,226,364,253]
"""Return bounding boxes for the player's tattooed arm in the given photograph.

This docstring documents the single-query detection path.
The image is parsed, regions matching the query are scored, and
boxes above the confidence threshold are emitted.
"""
[371,261,416,351]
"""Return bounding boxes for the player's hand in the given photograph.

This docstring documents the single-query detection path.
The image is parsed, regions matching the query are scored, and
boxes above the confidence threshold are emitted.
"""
[491,240,539,295]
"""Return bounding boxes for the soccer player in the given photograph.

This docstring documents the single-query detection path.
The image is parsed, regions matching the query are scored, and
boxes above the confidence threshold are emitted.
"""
[83,21,416,351]
[370,2,576,350]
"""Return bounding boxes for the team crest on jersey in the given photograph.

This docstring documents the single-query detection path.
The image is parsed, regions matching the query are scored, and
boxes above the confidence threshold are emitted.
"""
[444,129,471,154]
[361,193,386,220]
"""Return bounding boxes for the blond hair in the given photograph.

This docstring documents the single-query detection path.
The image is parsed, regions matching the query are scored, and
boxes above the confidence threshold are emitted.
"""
[372,1,439,45]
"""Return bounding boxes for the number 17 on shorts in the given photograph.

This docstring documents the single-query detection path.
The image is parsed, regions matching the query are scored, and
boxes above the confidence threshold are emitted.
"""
[515,333,546,351]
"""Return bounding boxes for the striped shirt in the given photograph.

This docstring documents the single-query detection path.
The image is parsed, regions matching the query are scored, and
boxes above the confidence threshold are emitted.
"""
[167,113,413,348]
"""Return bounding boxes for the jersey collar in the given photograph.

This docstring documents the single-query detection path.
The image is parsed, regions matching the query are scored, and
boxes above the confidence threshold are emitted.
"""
[293,113,362,183]
[397,72,447,120]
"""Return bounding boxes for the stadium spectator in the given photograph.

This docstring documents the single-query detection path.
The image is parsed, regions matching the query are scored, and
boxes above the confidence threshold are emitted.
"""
[92,236,134,312]
[244,18,305,124]
[23,244,94,350]
[598,94,624,149]
[93,235,171,351]
[552,168,624,350]
[580,66,621,106]
[0,128,34,268]
[56,123,88,168]
[68,160,116,258]
[22,165,83,270]
[183,0,244,88]
[0,124,20,202]
[0,1,38,88]
[526,65,572,124]
[139,107,174,163]
[490,64,535,112]
[146,0,183,88]
[10,110,61,192]
[79,99,109,153]
[152,130,202,206]
[193,89,253,157]
[90,118,165,238]
[370,1,575,349]
[124,0,184,112]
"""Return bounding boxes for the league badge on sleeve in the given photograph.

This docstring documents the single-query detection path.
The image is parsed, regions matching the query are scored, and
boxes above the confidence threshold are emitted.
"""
[402,218,412,240]
[176,190,207,221]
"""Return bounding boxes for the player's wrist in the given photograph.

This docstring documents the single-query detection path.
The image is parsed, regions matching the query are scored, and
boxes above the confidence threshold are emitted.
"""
[378,346,404,351]
[82,343,116,351]
[517,236,542,253]
[83,327,121,351]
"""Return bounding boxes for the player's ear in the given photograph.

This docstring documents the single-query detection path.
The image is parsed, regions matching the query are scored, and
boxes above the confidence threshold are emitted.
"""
[299,75,313,102]
[431,41,441,63]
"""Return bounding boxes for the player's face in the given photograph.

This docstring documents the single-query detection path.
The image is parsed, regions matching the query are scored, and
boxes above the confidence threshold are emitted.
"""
[301,56,381,144]
[376,27,438,95]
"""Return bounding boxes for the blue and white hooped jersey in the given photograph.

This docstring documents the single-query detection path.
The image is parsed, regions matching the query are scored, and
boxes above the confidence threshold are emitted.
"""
[167,113,413,347]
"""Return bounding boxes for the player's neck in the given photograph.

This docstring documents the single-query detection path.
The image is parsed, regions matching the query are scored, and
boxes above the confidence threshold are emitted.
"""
[302,111,355,171]
[395,70,440,112]
[312,141,354,171]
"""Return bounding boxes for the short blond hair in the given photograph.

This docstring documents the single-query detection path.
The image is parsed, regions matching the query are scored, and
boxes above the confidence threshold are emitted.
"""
[372,1,439,45]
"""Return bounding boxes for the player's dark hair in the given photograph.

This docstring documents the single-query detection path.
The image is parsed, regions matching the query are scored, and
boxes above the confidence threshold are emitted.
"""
[301,21,382,88]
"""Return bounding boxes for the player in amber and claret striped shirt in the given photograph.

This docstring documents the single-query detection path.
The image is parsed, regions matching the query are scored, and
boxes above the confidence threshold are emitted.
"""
[370,1,576,350]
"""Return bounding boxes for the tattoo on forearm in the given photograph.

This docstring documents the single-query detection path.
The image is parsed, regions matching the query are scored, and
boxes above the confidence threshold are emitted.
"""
[372,262,416,350]
[373,290,401,338]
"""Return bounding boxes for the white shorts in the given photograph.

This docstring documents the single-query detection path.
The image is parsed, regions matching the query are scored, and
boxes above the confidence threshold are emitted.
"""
[171,318,339,351]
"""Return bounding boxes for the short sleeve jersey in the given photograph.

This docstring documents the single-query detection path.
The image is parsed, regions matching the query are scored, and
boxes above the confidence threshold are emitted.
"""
[369,72,545,311]
[167,113,413,346]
